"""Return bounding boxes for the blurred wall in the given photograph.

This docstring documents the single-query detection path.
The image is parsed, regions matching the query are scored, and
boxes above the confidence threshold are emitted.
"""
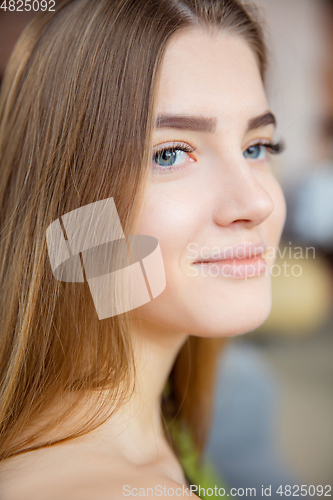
[256,0,325,183]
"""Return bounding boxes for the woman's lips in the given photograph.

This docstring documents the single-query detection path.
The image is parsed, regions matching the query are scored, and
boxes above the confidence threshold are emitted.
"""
[193,256,267,278]
[191,243,267,278]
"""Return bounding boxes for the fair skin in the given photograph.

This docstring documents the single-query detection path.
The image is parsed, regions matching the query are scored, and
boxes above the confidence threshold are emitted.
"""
[0,28,286,500]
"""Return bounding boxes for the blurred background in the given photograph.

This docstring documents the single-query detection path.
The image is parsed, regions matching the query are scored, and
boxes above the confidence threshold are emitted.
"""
[0,1,332,497]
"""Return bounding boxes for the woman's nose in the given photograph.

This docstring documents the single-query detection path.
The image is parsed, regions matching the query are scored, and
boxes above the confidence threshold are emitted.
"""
[212,156,275,229]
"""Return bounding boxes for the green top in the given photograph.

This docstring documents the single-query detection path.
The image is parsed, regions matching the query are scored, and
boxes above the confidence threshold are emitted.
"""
[174,427,235,500]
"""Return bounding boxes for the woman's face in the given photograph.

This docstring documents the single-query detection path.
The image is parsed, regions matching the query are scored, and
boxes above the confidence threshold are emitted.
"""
[134,28,286,337]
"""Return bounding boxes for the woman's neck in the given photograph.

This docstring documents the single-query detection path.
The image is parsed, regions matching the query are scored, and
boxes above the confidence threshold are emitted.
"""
[82,319,188,466]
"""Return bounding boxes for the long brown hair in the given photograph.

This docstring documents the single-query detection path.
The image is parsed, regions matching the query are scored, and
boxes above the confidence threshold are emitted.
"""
[0,0,267,462]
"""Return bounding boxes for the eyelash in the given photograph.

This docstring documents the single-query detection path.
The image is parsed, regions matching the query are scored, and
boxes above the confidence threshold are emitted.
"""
[152,139,285,173]
[260,140,285,155]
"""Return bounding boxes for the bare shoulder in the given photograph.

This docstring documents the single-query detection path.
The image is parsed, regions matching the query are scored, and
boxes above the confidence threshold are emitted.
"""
[60,473,200,500]
[111,475,200,500]
[0,468,199,500]
[0,447,199,500]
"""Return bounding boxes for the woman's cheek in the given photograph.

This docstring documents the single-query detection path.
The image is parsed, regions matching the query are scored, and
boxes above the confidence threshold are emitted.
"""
[137,184,202,250]
[264,177,287,258]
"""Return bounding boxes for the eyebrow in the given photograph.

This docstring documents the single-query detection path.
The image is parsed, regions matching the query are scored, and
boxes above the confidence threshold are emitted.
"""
[247,111,276,131]
[156,114,217,133]
[155,111,276,133]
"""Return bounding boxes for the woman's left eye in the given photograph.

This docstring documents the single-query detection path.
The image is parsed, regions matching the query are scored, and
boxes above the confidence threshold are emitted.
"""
[243,144,267,160]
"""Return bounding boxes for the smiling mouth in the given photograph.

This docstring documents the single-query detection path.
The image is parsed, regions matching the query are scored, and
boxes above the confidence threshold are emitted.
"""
[191,243,267,279]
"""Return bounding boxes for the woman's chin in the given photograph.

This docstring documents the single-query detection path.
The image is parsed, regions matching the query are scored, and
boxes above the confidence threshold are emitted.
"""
[186,302,272,337]
[135,284,272,339]
[193,291,272,337]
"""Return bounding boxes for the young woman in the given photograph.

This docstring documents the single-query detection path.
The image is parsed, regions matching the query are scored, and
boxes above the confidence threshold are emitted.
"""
[0,0,286,498]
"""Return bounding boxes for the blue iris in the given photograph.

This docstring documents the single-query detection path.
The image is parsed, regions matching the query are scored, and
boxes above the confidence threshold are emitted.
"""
[154,149,179,167]
[243,144,266,159]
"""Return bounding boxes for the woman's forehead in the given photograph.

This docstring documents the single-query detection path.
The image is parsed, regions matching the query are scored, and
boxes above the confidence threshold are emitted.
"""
[155,28,268,122]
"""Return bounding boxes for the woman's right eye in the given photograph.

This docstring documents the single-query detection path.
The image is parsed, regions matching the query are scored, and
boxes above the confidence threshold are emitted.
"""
[154,148,187,167]
[152,142,196,173]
